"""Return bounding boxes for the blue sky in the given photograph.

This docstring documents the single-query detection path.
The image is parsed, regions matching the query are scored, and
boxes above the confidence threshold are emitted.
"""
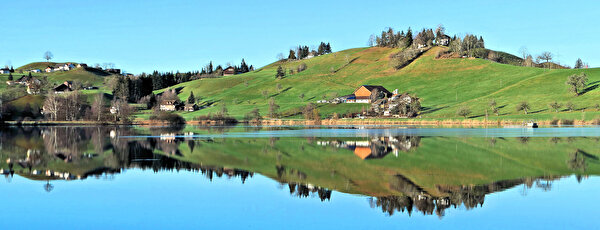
[0,0,598,73]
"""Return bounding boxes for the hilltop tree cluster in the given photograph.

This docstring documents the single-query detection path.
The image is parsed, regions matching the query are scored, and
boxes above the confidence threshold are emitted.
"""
[286,42,332,60]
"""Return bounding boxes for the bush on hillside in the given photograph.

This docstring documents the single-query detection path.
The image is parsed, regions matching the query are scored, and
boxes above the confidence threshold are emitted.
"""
[150,112,186,125]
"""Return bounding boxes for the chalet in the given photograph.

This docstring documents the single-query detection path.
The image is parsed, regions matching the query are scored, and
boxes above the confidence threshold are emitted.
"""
[30,69,42,73]
[0,68,11,74]
[437,35,451,46]
[77,63,88,68]
[54,81,73,93]
[184,104,198,112]
[223,66,235,76]
[45,67,54,72]
[27,83,41,95]
[351,85,392,103]
[160,100,178,111]
[306,51,316,59]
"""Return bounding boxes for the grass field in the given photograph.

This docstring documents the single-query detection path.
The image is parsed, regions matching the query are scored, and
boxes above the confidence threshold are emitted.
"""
[146,46,600,121]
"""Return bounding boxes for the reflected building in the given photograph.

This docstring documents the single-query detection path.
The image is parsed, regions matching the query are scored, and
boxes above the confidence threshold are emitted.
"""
[317,136,421,159]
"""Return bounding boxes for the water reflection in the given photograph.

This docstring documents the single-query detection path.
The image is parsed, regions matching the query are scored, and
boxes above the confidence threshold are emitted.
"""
[0,126,598,218]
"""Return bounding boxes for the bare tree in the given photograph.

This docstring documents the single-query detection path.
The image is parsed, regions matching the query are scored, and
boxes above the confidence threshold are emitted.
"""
[537,52,553,68]
[42,92,60,121]
[44,51,53,64]
[276,53,285,61]
[518,46,528,60]
[91,93,105,121]
[368,34,376,47]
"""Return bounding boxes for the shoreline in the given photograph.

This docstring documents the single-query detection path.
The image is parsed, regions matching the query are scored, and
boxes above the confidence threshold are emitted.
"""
[3,118,597,127]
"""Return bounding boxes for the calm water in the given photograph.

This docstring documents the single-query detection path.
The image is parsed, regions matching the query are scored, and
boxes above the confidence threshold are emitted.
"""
[0,125,599,229]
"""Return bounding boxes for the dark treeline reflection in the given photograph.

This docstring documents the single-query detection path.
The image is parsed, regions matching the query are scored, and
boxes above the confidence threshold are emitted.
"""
[0,126,595,218]
[370,176,565,217]
[0,126,253,185]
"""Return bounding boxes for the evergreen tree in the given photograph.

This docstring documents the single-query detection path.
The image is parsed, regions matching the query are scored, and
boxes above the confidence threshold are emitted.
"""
[325,43,331,53]
[575,58,584,69]
[188,91,196,104]
[275,66,285,79]
[405,27,413,47]
[288,50,296,60]
[207,61,214,74]
[240,59,249,73]
[8,73,12,81]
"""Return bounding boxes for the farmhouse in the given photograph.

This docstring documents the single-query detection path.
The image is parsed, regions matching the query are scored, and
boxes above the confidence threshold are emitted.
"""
[437,35,451,46]
[223,66,235,76]
[0,68,11,74]
[350,85,392,103]
[77,63,88,68]
[30,69,42,73]
[160,100,178,111]
[45,67,54,72]
[54,81,73,93]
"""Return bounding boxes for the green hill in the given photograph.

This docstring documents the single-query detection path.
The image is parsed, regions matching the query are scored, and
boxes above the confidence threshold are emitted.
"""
[154,46,600,121]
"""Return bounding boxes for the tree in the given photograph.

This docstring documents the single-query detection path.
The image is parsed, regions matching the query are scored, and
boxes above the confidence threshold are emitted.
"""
[275,66,285,79]
[548,101,561,113]
[574,58,584,69]
[276,83,283,92]
[91,93,105,121]
[187,91,196,104]
[268,98,279,118]
[565,73,588,96]
[368,34,376,47]
[111,99,133,122]
[44,51,53,64]
[537,52,553,68]
[42,92,60,121]
[516,101,530,114]
[489,99,499,116]
[298,93,304,101]
[518,46,529,60]
[288,50,297,60]
[8,73,12,81]
[565,101,575,112]
[277,53,285,61]
[456,106,471,118]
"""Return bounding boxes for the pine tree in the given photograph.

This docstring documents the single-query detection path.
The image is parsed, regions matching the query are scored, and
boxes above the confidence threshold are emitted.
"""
[318,42,325,55]
[575,58,584,69]
[275,66,285,79]
[188,91,195,104]
[240,59,249,73]
[405,27,413,47]
[288,50,296,60]
[326,43,331,53]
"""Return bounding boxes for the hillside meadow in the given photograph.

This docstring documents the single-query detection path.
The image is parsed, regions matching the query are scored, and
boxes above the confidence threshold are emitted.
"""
[150,46,600,122]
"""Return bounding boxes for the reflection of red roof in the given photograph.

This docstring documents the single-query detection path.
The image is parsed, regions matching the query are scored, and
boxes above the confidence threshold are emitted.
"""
[354,147,372,160]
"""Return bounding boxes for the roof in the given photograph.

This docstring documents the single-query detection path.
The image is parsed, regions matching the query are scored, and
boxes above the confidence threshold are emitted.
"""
[359,85,392,95]
[54,84,72,92]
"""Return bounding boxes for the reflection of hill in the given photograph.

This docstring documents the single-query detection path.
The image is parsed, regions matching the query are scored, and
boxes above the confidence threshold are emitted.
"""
[1,127,600,217]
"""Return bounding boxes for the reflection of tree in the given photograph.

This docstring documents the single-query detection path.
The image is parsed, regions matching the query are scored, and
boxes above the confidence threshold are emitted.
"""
[567,149,587,172]
[44,181,54,192]
[287,182,332,201]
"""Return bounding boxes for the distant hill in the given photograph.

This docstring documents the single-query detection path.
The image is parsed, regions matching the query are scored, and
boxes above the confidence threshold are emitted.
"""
[16,62,78,71]
[154,46,600,120]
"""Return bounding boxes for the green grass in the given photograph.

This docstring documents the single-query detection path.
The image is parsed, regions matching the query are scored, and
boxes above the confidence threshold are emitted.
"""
[144,46,600,121]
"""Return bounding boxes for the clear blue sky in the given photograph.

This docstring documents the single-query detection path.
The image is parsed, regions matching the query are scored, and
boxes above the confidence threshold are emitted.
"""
[1,0,598,73]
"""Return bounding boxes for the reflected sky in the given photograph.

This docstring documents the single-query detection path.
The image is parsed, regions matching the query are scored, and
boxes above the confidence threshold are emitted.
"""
[0,125,599,229]
[0,170,596,229]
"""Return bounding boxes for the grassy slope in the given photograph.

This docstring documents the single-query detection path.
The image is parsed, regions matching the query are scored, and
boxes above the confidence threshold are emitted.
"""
[165,136,600,197]
[154,46,600,121]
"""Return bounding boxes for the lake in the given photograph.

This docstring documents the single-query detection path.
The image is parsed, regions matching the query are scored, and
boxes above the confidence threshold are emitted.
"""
[0,125,598,229]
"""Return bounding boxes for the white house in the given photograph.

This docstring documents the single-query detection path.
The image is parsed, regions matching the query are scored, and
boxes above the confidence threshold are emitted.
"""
[30,69,42,73]
[0,69,10,74]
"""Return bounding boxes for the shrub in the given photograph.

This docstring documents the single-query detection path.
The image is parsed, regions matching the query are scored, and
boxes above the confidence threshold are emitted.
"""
[149,112,186,125]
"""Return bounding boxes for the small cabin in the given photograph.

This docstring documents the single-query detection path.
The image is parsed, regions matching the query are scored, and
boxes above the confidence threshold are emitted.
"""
[223,66,235,76]
[437,35,451,46]
[160,100,178,111]
[184,104,198,112]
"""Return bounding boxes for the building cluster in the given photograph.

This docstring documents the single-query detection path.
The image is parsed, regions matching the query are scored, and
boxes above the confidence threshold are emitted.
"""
[158,99,199,112]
